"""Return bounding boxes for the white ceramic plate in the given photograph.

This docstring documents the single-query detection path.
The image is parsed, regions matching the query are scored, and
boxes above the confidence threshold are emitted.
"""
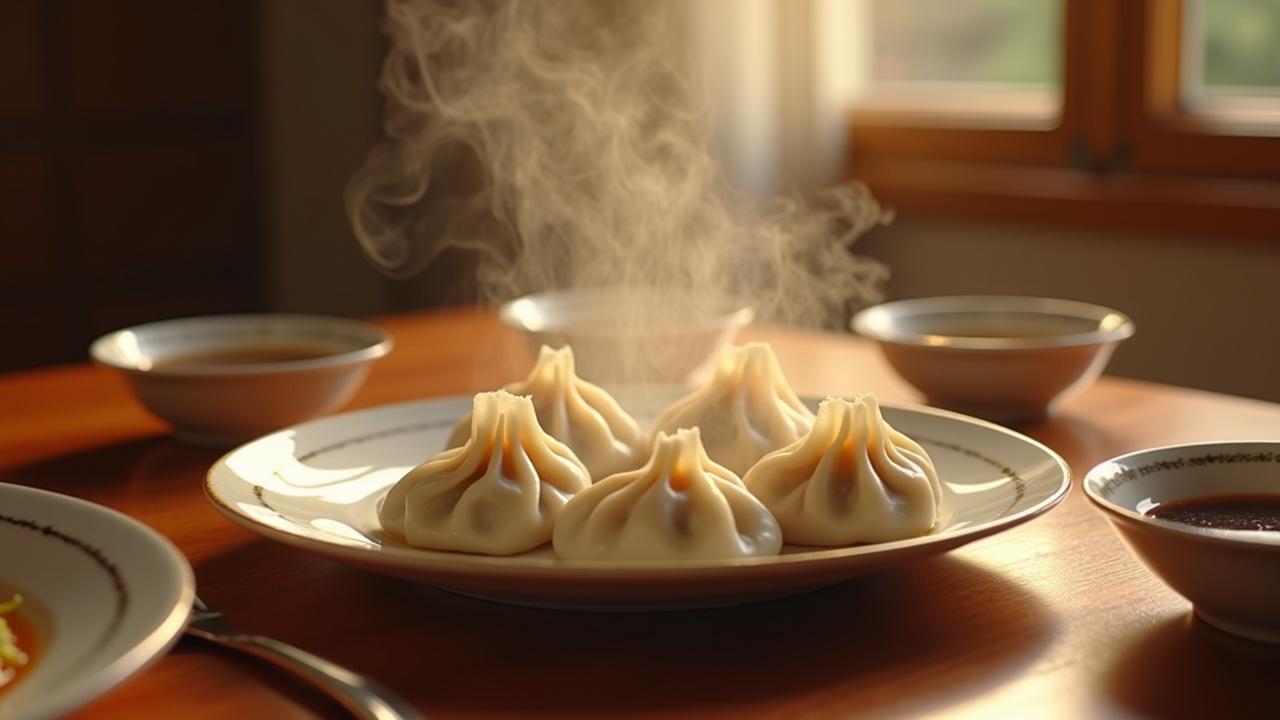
[206,395,1069,610]
[0,485,193,720]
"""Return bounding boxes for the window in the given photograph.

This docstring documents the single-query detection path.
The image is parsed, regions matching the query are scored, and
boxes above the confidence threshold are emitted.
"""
[1185,0,1280,122]
[842,0,1280,238]
[854,0,1062,127]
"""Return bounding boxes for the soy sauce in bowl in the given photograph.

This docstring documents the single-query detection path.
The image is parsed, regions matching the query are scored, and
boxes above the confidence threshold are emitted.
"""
[153,346,333,370]
[89,314,394,445]
[1146,495,1280,532]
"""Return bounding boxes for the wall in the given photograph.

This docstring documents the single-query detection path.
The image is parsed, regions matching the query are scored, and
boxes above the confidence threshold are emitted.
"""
[1,1,264,371]
[259,0,393,316]
[858,217,1280,402]
[258,3,1280,403]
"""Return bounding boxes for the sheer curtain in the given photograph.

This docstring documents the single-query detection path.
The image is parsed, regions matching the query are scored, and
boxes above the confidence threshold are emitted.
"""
[684,0,867,198]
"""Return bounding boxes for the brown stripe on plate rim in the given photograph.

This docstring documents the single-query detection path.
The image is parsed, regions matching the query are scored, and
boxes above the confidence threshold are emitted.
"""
[0,514,130,650]
[229,420,1029,526]
[914,435,1028,515]
[206,419,453,530]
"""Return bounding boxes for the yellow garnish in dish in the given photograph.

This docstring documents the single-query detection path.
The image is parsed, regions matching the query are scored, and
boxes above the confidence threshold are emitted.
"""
[0,595,28,686]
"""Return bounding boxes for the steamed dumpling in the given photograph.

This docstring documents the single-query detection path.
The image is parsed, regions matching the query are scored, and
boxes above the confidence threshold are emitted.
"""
[650,343,814,476]
[553,428,782,562]
[380,390,591,555]
[447,346,645,479]
[744,395,942,546]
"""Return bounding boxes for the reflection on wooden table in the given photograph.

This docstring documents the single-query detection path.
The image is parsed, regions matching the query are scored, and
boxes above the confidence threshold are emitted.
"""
[3,308,1279,719]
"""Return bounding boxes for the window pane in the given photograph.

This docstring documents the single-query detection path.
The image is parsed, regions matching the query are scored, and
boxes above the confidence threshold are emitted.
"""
[869,0,1061,86]
[1185,0,1280,117]
[854,0,1063,123]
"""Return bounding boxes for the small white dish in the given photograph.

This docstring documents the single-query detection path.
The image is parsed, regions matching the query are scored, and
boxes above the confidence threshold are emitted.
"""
[91,314,393,446]
[1084,441,1280,643]
[205,394,1070,611]
[851,295,1134,424]
[0,484,194,720]
[499,288,753,385]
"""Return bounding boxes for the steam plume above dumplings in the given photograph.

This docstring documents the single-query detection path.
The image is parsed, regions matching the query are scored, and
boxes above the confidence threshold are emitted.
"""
[446,345,645,479]
[651,343,815,476]
[744,395,942,545]
[553,428,781,562]
[380,390,590,555]
[345,0,889,331]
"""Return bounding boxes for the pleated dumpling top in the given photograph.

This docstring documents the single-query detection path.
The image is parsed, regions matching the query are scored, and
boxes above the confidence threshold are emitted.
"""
[744,395,942,546]
[447,346,645,480]
[552,428,782,562]
[381,390,591,555]
[650,343,814,477]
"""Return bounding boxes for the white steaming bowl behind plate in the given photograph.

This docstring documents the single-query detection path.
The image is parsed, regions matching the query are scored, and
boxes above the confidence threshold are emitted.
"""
[499,287,753,385]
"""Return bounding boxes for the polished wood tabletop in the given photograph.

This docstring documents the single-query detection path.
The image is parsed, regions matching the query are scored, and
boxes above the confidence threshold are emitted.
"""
[3,308,1279,719]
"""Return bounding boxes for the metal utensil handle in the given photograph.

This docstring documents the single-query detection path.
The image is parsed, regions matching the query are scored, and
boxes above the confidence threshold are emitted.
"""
[216,633,424,720]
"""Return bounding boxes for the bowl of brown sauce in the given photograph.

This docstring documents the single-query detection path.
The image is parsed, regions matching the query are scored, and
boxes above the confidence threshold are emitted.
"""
[852,295,1134,424]
[1084,441,1280,643]
[91,314,393,445]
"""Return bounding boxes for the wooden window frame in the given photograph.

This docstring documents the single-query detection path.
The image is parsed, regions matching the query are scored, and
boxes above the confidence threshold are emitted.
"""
[848,0,1280,239]
[1126,0,1280,178]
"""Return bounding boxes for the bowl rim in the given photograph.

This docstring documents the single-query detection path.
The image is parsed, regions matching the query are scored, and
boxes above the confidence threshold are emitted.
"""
[498,287,755,335]
[1083,440,1280,549]
[0,484,195,720]
[850,295,1135,350]
[88,313,394,377]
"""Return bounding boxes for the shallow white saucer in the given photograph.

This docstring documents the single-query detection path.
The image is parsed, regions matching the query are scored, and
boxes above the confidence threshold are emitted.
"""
[0,485,193,720]
[206,395,1069,611]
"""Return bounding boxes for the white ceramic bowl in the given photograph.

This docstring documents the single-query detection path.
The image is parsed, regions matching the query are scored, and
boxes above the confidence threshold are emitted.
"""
[851,295,1134,423]
[0,484,193,720]
[1084,441,1280,643]
[499,287,753,385]
[90,314,393,446]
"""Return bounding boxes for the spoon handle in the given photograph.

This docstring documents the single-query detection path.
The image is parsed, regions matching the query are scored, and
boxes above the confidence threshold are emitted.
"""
[203,632,424,720]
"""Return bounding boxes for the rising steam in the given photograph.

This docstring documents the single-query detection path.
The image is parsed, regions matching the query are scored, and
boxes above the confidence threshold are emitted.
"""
[346,0,890,329]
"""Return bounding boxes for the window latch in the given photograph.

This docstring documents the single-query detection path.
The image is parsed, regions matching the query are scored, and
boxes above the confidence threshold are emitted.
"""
[1070,136,1130,173]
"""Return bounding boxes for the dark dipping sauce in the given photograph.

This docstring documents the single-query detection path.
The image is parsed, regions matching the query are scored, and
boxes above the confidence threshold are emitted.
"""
[1146,494,1280,532]
[153,346,334,369]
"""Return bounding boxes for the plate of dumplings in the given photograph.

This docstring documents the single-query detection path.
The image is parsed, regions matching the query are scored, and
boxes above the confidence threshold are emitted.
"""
[206,343,1070,610]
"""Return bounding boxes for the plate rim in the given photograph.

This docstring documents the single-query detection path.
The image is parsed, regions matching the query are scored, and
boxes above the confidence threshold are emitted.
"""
[205,395,1071,577]
[0,484,194,720]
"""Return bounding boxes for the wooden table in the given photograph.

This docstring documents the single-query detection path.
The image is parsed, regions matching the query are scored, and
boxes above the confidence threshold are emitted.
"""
[3,308,1279,719]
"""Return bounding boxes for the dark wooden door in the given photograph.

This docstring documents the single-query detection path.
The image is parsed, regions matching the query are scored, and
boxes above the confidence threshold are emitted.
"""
[0,0,264,371]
